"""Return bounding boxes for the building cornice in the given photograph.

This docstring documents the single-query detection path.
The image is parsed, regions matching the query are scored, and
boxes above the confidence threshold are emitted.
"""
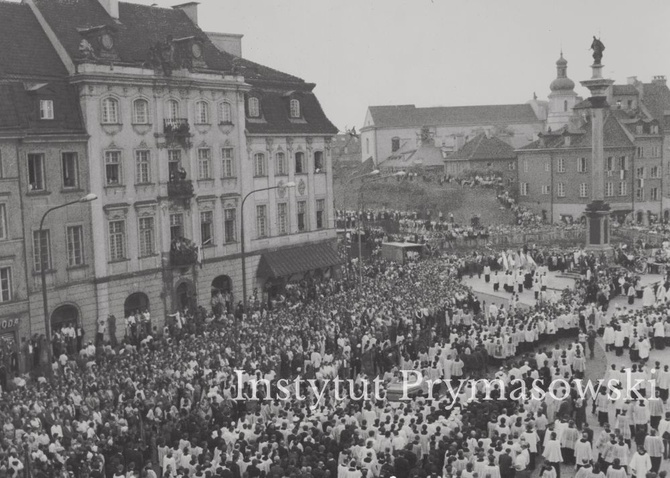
[70,71,251,92]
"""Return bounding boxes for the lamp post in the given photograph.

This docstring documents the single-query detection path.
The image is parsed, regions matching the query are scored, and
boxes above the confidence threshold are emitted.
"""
[39,193,97,365]
[240,182,296,310]
[342,170,379,262]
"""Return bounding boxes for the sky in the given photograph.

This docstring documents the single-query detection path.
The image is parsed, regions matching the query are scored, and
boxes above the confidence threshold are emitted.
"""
[37,0,670,130]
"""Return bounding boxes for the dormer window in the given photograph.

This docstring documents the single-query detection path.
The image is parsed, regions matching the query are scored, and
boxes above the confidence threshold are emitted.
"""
[248,97,260,118]
[40,99,54,120]
[289,99,300,118]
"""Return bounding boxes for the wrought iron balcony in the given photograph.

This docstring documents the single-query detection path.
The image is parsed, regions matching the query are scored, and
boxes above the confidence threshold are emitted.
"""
[170,238,199,267]
[163,118,191,148]
[167,179,194,199]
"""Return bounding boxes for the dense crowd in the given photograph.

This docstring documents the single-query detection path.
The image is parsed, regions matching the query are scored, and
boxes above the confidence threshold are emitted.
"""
[4,239,670,478]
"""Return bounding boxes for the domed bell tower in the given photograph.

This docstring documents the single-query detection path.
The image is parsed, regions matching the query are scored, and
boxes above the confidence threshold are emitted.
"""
[547,52,579,130]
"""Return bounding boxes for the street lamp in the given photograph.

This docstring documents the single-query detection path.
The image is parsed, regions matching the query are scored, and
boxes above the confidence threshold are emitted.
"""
[39,193,97,365]
[240,182,296,310]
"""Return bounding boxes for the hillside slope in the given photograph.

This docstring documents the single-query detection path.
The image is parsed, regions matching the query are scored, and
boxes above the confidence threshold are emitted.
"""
[334,177,515,226]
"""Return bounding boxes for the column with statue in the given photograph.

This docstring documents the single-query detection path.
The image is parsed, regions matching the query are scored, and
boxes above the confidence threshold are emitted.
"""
[580,36,615,251]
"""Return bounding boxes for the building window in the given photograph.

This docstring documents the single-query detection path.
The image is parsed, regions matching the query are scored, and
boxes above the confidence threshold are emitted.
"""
[195,101,209,124]
[105,151,122,185]
[541,185,550,195]
[618,156,628,170]
[102,97,119,124]
[578,157,587,173]
[508,162,516,171]
[254,153,267,177]
[219,102,232,124]
[28,153,46,191]
[221,148,235,177]
[224,208,236,243]
[295,152,305,174]
[66,225,84,267]
[256,205,267,238]
[606,156,613,171]
[606,182,614,197]
[563,100,568,112]
[0,267,11,302]
[544,162,550,172]
[33,229,51,272]
[275,152,287,176]
[637,146,644,158]
[135,150,151,184]
[366,138,369,155]
[651,187,659,201]
[651,166,659,178]
[108,220,126,261]
[636,167,645,179]
[0,204,6,240]
[297,201,307,232]
[316,199,325,229]
[133,99,150,124]
[40,99,54,120]
[523,159,528,173]
[139,217,155,257]
[277,203,288,235]
[314,151,324,172]
[248,97,260,118]
[166,99,180,120]
[557,182,565,197]
[289,99,300,118]
[198,148,212,179]
[619,181,627,196]
[520,183,528,196]
[579,183,588,198]
[391,137,400,152]
[636,188,644,200]
[200,211,213,245]
[170,214,184,242]
[557,158,565,173]
[61,152,79,188]
[168,149,181,180]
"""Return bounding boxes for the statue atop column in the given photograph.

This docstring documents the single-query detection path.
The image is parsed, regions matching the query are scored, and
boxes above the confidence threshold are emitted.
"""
[590,36,605,65]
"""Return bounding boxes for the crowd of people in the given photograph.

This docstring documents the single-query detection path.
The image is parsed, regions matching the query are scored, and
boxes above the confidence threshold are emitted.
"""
[5,226,670,478]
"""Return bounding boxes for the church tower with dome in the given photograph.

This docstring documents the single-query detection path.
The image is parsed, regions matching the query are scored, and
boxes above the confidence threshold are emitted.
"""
[547,52,580,130]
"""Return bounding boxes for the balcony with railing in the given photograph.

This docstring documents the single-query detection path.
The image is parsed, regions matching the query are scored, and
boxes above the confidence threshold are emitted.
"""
[163,118,192,148]
[169,237,199,267]
[167,178,194,199]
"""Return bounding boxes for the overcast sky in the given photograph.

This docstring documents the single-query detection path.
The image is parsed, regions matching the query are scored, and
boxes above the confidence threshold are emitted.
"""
[58,0,670,130]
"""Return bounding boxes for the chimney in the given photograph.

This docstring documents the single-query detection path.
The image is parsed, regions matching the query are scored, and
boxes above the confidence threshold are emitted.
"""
[207,32,243,58]
[98,0,119,19]
[173,2,199,25]
[653,75,667,86]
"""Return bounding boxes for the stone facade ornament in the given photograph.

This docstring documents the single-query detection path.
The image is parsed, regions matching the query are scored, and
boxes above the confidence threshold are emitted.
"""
[297,179,306,196]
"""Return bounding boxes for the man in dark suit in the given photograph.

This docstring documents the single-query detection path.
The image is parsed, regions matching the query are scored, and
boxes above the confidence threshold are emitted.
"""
[499,448,515,478]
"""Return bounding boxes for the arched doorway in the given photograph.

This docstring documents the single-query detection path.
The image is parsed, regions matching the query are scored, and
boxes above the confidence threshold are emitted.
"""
[211,276,232,316]
[51,304,79,332]
[636,211,644,224]
[211,275,231,296]
[175,281,195,312]
[124,292,149,318]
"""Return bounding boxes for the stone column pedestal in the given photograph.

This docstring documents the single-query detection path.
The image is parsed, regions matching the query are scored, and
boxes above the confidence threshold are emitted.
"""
[585,200,611,251]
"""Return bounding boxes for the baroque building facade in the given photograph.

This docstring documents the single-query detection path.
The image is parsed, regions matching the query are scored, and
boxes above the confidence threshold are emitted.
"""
[0,0,337,352]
